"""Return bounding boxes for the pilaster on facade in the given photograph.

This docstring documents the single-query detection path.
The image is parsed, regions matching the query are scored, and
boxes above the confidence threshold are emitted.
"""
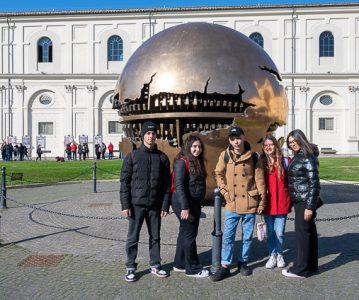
[298,85,311,138]
[64,85,76,136]
[347,85,358,141]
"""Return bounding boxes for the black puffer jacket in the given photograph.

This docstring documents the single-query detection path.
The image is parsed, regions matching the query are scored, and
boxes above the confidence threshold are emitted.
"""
[120,144,170,211]
[171,158,206,214]
[287,149,320,210]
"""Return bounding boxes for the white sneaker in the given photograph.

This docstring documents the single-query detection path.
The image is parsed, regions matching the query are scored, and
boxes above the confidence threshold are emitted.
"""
[277,254,286,268]
[282,269,305,278]
[186,269,210,278]
[150,267,169,278]
[265,255,277,269]
[173,266,186,273]
[125,270,137,282]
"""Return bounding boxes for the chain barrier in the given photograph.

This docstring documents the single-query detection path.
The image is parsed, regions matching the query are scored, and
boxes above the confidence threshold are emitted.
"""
[287,213,359,222]
[4,195,125,220]
[96,167,120,177]
[4,193,358,223]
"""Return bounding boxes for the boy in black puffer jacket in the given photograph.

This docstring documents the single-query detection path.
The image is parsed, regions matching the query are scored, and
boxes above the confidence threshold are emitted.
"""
[120,121,171,282]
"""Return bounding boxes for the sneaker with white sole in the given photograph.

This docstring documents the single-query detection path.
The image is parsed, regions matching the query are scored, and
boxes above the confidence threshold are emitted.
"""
[282,269,305,278]
[150,267,169,278]
[277,254,286,268]
[209,267,230,282]
[125,270,137,282]
[186,269,210,278]
[173,266,186,273]
[265,255,277,269]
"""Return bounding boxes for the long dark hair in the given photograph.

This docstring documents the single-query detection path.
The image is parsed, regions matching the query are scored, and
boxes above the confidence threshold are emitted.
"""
[261,135,285,179]
[286,129,317,156]
[175,134,207,177]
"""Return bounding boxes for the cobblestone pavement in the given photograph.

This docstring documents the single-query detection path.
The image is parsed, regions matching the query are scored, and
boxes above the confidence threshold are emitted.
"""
[0,180,358,299]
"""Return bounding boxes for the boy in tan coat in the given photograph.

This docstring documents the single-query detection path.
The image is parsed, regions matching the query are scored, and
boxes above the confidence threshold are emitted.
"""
[210,126,266,281]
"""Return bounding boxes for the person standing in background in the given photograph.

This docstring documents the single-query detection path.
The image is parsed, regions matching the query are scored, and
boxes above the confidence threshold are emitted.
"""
[108,142,114,159]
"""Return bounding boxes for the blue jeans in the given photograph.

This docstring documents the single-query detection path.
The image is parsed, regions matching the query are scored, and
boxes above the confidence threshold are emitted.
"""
[264,214,287,256]
[221,210,256,265]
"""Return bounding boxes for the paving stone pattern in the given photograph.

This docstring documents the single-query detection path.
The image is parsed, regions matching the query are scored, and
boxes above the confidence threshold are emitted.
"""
[0,180,358,299]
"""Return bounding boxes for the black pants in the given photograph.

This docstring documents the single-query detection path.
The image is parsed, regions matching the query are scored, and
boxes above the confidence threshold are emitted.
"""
[125,205,161,270]
[172,200,202,275]
[289,201,318,277]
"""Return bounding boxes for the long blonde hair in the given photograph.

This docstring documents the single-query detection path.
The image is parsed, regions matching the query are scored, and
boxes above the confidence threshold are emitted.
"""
[261,135,284,179]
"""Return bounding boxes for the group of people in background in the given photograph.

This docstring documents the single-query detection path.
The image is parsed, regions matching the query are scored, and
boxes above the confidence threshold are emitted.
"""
[94,142,114,160]
[1,142,29,161]
[2,140,118,161]
[65,142,90,161]
[120,121,321,282]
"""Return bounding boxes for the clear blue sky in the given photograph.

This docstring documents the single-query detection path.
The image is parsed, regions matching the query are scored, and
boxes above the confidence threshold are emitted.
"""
[0,0,356,12]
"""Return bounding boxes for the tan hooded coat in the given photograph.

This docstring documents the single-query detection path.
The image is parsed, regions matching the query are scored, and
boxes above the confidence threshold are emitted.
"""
[214,148,266,214]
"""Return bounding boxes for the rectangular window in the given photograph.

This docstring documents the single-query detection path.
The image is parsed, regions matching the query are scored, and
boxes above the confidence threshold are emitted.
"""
[38,122,54,135]
[108,121,122,134]
[319,118,334,130]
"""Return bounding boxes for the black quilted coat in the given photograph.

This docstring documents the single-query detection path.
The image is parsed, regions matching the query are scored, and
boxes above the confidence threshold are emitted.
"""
[171,158,206,214]
[287,149,320,211]
[120,144,171,211]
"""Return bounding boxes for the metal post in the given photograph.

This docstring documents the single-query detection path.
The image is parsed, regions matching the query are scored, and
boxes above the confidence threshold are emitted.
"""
[1,167,7,209]
[211,188,222,273]
[93,161,97,193]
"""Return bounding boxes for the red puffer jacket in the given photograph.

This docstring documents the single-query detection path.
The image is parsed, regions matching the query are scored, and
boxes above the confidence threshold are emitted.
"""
[263,158,291,215]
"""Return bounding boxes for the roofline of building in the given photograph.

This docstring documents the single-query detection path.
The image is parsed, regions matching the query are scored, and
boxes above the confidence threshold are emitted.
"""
[0,2,359,17]
[0,73,358,81]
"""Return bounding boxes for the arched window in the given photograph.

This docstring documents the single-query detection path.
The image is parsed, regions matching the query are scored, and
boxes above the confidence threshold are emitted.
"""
[38,37,53,63]
[108,35,123,61]
[319,31,334,57]
[249,32,264,48]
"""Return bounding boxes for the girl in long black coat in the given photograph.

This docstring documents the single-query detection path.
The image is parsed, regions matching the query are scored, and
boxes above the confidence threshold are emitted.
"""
[171,134,210,278]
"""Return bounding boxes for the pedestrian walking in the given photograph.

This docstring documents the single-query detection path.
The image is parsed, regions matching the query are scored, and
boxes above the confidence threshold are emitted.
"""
[36,144,42,161]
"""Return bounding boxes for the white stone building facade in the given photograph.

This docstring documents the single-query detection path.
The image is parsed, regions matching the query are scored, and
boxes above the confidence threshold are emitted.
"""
[0,3,358,157]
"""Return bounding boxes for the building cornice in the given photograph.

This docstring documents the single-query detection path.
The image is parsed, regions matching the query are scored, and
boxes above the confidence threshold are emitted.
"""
[0,74,119,80]
[282,73,359,80]
[0,73,358,82]
[0,2,359,17]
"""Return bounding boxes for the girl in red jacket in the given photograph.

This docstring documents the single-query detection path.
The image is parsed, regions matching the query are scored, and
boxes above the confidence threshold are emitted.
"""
[261,135,291,269]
